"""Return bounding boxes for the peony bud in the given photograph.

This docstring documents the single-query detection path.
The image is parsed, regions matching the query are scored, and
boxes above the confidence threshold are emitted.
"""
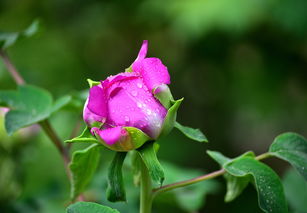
[83,41,180,151]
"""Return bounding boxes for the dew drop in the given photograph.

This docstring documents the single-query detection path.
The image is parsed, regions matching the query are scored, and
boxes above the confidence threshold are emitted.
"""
[146,109,152,115]
[137,82,143,88]
[124,116,130,122]
[137,102,142,108]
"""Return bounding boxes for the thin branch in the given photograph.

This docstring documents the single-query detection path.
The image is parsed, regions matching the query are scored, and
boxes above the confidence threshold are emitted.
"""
[0,50,25,85]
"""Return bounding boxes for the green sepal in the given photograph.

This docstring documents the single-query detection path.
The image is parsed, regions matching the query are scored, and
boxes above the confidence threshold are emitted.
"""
[66,202,120,213]
[69,144,102,200]
[174,121,208,142]
[87,79,100,88]
[269,132,307,180]
[97,127,151,152]
[153,84,174,109]
[160,98,183,137]
[125,65,133,73]
[107,152,127,202]
[137,141,164,186]
[0,19,39,49]
[65,127,99,144]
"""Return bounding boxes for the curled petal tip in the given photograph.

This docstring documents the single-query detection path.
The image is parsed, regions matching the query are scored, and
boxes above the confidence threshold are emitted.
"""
[136,40,148,61]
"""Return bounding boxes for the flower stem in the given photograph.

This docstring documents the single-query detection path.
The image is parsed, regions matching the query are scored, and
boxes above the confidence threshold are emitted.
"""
[152,152,272,197]
[140,159,153,213]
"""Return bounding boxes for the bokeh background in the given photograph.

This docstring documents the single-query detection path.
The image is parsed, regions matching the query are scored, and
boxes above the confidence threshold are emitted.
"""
[1,0,307,212]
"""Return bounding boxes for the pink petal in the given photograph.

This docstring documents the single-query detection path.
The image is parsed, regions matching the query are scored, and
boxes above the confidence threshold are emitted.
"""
[132,57,170,92]
[106,76,167,138]
[87,85,108,117]
[135,40,148,61]
[91,126,128,145]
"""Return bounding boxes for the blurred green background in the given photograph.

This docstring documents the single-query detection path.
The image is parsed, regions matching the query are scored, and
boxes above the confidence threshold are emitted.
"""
[1,0,307,212]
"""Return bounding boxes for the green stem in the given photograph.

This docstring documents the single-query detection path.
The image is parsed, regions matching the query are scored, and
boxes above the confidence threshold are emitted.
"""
[153,169,225,196]
[152,152,272,197]
[255,152,272,161]
[140,159,153,213]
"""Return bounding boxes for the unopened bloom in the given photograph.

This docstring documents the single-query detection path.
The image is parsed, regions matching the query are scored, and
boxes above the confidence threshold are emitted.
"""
[83,41,181,151]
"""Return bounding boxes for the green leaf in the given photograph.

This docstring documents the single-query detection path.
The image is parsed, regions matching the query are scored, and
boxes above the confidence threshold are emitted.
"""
[207,151,254,202]
[69,144,102,200]
[282,168,307,213]
[137,142,164,185]
[224,173,250,202]
[0,19,39,49]
[66,202,119,213]
[174,121,208,142]
[206,150,231,166]
[0,85,70,134]
[52,95,72,113]
[269,132,307,180]
[65,127,99,144]
[107,152,127,202]
[225,156,288,213]
[160,98,183,137]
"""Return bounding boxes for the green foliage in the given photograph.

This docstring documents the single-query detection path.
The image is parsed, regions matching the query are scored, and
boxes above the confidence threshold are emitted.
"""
[207,151,254,202]
[66,202,119,213]
[137,142,164,186]
[225,156,288,213]
[174,121,208,142]
[0,20,39,49]
[0,85,70,135]
[69,144,102,200]
[208,151,288,212]
[282,168,307,213]
[269,132,307,180]
[65,127,99,144]
[223,173,251,202]
[107,152,127,202]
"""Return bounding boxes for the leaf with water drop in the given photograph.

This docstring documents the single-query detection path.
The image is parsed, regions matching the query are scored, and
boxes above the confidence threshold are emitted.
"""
[224,156,288,213]
[269,132,307,181]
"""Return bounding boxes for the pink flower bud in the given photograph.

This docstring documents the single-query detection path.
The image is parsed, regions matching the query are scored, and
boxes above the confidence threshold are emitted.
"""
[83,41,172,149]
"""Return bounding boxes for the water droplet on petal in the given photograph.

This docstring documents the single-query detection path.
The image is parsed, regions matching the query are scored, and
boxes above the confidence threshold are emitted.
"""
[137,102,142,108]
[137,82,143,88]
[124,116,130,122]
[146,109,152,115]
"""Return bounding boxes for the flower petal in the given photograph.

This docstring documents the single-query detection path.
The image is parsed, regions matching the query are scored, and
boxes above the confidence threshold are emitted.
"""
[132,57,170,92]
[91,126,127,145]
[87,85,107,117]
[106,76,167,139]
[135,40,148,61]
